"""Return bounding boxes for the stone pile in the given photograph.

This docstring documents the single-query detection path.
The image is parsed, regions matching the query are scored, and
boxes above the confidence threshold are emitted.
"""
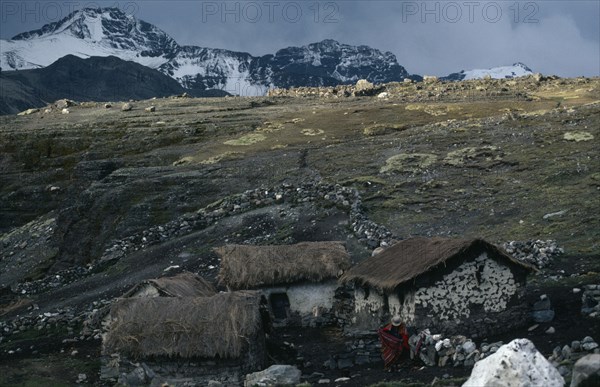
[408,330,504,368]
[548,336,600,378]
[101,181,395,263]
[15,265,95,295]
[503,239,563,268]
[581,284,600,318]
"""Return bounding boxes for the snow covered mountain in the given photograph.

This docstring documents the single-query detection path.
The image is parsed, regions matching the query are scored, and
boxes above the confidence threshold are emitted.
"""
[1,8,409,96]
[1,8,179,71]
[443,63,534,81]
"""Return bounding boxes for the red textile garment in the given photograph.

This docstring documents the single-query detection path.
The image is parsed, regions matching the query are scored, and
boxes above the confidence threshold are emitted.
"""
[378,324,409,369]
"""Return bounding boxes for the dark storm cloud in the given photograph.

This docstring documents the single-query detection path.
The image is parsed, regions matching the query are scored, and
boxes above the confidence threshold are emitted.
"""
[1,0,598,76]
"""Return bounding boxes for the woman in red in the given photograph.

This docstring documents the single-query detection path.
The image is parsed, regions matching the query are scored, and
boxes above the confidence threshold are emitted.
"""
[378,315,410,371]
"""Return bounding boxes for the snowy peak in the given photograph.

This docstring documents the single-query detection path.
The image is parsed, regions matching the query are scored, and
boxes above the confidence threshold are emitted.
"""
[1,9,409,95]
[3,8,179,71]
[271,39,408,84]
[443,63,534,81]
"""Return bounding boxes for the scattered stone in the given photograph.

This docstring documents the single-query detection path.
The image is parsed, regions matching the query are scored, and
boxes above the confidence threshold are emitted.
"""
[423,75,439,83]
[334,377,350,382]
[570,354,600,387]
[121,103,133,112]
[463,339,564,387]
[528,324,539,332]
[543,210,567,220]
[76,373,87,383]
[377,92,389,99]
[145,106,156,112]
[582,342,598,351]
[245,365,301,386]
[573,288,582,294]
[62,108,70,114]
[546,326,556,334]
[317,379,330,384]
[104,103,112,108]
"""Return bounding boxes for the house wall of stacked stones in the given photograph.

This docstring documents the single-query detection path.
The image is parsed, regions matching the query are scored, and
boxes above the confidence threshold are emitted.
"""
[336,253,529,338]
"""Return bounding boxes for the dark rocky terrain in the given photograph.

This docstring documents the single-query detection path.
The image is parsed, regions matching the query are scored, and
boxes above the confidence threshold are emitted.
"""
[0,75,599,386]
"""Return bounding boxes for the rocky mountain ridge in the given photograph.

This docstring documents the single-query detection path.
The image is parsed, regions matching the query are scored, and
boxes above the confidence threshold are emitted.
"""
[1,8,410,95]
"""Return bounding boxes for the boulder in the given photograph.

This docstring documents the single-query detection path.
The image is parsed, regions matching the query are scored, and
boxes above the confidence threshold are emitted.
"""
[423,75,439,83]
[463,338,564,387]
[570,354,600,387]
[532,309,555,323]
[55,99,76,109]
[121,103,133,111]
[355,79,374,92]
[244,365,301,387]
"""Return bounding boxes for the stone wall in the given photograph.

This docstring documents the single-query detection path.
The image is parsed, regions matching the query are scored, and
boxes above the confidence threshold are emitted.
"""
[336,253,529,338]
[101,329,266,386]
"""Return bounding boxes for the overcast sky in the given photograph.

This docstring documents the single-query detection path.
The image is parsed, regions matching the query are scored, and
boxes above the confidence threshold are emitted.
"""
[1,0,598,77]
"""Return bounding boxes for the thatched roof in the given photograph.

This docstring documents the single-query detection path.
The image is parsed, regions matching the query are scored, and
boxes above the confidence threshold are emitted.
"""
[215,241,351,290]
[103,291,262,359]
[340,237,535,293]
[121,272,216,298]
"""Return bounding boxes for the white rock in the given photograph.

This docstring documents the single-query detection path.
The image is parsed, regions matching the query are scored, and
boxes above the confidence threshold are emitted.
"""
[334,377,350,382]
[377,92,389,99]
[573,288,582,294]
[463,338,564,387]
[245,365,301,386]
[62,108,70,114]
[546,326,556,334]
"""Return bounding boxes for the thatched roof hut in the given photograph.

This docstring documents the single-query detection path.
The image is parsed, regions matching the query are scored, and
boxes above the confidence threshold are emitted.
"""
[103,291,262,359]
[215,241,351,290]
[340,237,534,293]
[121,272,216,298]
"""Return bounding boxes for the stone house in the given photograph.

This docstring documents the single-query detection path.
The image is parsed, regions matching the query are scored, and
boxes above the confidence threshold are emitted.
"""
[101,290,266,386]
[339,237,535,338]
[215,241,351,326]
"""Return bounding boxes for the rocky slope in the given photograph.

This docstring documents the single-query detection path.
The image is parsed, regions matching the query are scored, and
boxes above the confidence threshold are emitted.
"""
[0,75,599,385]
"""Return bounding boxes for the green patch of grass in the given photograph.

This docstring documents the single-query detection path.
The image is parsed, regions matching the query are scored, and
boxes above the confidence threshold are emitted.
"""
[224,133,267,146]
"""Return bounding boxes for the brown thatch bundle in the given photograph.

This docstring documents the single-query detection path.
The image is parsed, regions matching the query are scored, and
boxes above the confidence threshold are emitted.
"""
[215,241,351,290]
[103,291,261,359]
[121,272,216,298]
[340,237,534,293]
